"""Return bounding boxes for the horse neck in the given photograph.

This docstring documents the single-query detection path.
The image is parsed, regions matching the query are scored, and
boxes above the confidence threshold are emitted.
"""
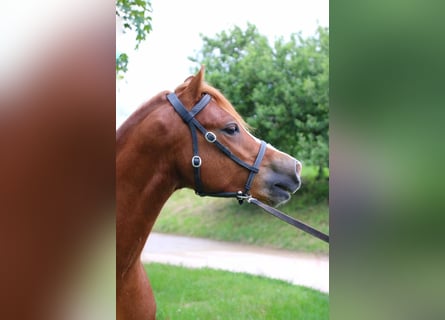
[116,124,177,278]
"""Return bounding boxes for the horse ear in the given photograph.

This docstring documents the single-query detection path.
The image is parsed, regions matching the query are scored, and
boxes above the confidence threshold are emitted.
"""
[185,65,205,99]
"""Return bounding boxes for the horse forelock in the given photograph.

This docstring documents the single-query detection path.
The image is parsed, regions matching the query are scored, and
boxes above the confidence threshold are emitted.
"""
[201,83,250,131]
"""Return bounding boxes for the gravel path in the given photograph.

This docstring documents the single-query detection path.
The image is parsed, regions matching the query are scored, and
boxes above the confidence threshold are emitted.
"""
[141,233,329,293]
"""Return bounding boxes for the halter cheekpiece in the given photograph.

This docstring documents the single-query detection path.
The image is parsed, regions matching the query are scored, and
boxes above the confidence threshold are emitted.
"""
[167,92,267,204]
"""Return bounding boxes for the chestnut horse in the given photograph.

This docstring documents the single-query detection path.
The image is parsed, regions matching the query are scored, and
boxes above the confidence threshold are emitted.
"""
[116,67,302,320]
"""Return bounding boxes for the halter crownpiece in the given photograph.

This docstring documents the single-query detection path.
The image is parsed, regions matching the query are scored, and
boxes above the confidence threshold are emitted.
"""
[167,92,267,204]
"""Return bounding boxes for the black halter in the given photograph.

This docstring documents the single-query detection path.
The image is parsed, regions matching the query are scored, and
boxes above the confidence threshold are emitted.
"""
[167,92,267,204]
[167,92,329,243]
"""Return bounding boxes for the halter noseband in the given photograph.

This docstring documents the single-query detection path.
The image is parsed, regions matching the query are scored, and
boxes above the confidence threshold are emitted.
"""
[167,92,267,204]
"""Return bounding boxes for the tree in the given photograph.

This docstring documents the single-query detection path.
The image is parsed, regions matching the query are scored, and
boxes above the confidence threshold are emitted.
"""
[190,24,329,178]
[116,0,153,78]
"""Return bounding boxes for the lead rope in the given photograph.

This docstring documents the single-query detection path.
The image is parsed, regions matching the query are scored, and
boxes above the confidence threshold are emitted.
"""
[247,196,329,243]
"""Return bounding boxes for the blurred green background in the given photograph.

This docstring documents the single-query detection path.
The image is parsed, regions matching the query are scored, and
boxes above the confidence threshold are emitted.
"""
[331,0,445,319]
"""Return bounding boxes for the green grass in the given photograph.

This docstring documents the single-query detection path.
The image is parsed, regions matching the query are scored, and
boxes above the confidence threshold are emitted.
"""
[146,263,329,320]
[153,167,329,254]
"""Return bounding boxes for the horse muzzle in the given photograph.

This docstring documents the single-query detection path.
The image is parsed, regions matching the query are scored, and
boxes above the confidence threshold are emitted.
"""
[260,158,302,206]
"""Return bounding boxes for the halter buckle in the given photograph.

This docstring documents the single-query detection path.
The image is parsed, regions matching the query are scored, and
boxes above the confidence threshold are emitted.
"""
[236,191,251,205]
[205,131,217,143]
[191,156,202,168]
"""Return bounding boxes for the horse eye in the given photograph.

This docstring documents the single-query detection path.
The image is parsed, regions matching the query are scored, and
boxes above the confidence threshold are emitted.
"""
[222,124,239,136]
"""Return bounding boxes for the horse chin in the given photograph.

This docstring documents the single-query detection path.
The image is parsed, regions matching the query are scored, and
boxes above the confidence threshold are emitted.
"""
[268,192,292,207]
[254,187,292,207]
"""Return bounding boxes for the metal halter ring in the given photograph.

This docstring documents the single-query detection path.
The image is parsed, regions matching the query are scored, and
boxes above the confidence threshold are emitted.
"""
[205,131,217,143]
[191,156,202,168]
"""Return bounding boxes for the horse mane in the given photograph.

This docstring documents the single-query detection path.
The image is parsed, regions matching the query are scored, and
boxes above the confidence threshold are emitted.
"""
[116,90,169,143]
[117,77,251,144]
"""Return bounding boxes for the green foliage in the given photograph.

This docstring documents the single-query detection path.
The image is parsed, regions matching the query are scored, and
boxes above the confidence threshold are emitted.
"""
[147,263,329,320]
[190,24,329,176]
[116,0,152,77]
[297,165,329,205]
[116,53,128,80]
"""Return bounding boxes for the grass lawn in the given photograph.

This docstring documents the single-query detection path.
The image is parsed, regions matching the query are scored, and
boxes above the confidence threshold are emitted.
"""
[146,263,329,320]
[153,164,329,253]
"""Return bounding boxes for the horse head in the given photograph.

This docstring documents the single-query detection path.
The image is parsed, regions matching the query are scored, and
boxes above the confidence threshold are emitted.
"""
[161,66,302,206]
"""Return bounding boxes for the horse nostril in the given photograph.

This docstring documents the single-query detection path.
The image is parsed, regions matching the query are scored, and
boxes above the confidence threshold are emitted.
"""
[295,160,302,176]
[294,160,302,192]
[296,175,301,191]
